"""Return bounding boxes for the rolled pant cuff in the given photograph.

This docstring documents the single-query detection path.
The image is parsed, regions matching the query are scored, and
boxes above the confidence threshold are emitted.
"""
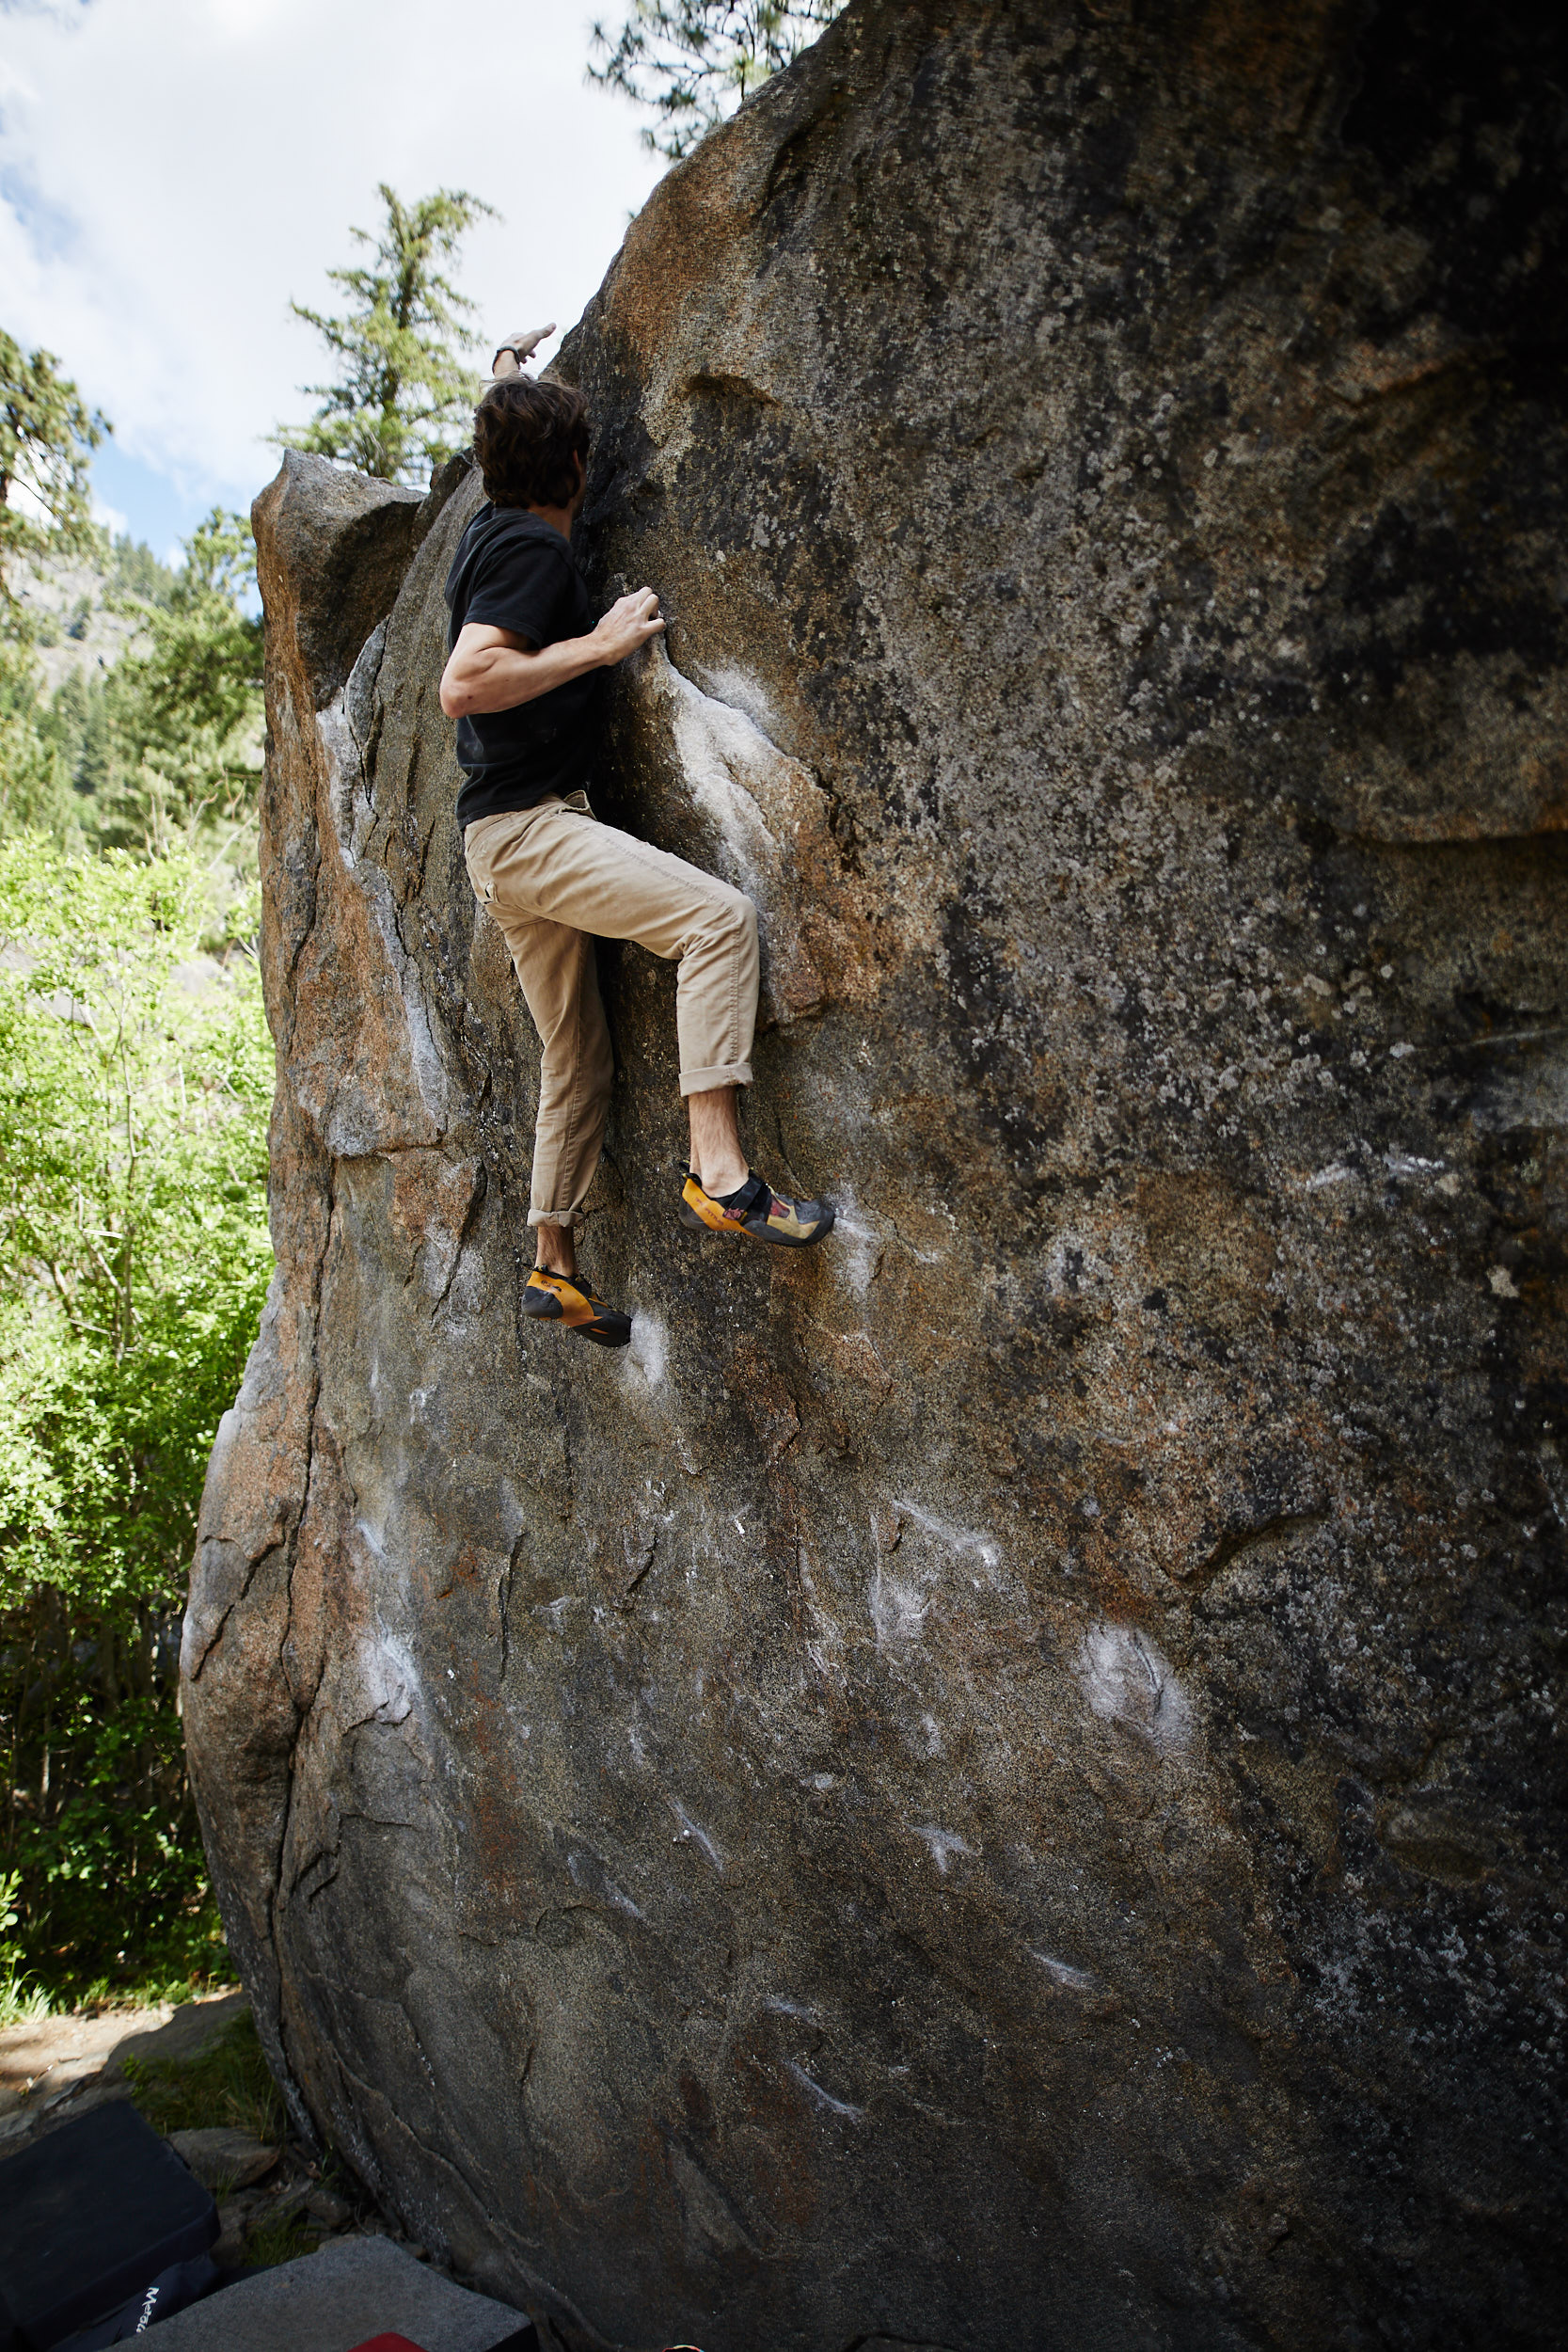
[528,1206,583,1231]
[679,1059,753,1097]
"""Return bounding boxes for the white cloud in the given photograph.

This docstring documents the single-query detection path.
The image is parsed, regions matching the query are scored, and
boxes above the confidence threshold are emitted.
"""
[0,0,666,507]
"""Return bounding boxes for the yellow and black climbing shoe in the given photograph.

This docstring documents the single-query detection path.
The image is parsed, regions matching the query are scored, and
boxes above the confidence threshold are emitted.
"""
[680,1168,835,1249]
[522,1268,632,1347]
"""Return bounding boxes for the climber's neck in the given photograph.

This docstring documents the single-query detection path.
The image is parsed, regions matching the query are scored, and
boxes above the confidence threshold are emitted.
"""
[523,453,588,548]
[525,500,576,543]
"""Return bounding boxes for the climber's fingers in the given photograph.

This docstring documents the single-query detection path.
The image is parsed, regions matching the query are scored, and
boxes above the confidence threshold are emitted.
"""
[626,587,666,642]
[593,590,667,666]
[610,588,662,625]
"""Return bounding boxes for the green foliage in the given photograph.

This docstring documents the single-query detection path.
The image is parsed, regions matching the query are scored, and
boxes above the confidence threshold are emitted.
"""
[1,506,262,901]
[38,666,114,807]
[589,0,845,155]
[0,341,270,2009]
[246,2208,320,2269]
[121,2010,284,2143]
[1,1642,228,1998]
[109,536,177,609]
[0,834,273,1998]
[0,637,71,838]
[0,835,272,1600]
[0,332,105,591]
[0,1864,49,2026]
[278,184,494,485]
[0,334,259,873]
[100,509,264,852]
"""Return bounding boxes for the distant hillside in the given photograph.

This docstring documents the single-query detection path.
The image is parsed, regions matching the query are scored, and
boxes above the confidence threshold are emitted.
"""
[11,535,177,697]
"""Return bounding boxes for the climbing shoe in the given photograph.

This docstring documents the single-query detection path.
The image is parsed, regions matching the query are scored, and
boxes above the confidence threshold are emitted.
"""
[679,1168,835,1248]
[522,1268,632,1347]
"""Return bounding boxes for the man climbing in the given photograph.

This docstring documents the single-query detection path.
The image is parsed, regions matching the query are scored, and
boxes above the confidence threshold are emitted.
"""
[439,330,834,1351]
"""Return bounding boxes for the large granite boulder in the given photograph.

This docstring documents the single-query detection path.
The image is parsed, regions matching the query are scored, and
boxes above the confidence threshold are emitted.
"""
[183,2,1567,2344]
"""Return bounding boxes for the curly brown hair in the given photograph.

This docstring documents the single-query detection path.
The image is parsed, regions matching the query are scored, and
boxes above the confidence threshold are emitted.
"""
[473,377,590,510]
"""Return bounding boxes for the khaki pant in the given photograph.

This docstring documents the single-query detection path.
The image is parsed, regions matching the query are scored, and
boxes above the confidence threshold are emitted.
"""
[464,792,759,1229]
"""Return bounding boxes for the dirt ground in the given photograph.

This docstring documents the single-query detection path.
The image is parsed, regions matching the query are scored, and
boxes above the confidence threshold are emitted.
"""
[0,1987,246,2137]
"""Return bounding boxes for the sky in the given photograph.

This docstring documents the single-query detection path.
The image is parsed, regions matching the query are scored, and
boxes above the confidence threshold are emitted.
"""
[0,0,668,559]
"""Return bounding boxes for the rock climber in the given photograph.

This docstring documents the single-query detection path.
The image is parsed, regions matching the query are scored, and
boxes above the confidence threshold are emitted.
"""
[438,327,834,1351]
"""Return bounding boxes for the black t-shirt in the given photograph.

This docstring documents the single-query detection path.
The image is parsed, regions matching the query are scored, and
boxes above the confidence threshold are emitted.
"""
[444,502,601,829]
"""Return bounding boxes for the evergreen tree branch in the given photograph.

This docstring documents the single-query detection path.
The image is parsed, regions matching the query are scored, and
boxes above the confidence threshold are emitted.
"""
[588,1,845,157]
[276,186,497,485]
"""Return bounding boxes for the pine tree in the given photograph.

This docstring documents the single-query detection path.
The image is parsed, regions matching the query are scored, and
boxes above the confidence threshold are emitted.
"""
[0,333,105,836]
[589,1,845,158]
[0,332,104,589]
[103,510,264,849]
[277,186,495,486]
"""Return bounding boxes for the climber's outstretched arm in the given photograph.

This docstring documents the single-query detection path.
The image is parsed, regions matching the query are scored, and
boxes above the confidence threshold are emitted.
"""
[440,593,664,720]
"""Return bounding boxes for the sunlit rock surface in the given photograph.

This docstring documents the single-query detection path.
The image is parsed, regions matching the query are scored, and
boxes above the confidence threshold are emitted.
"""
[184,3,1567,2343]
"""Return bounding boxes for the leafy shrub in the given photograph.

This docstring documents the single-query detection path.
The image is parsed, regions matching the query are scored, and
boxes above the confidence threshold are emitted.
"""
[0,834,273,2001]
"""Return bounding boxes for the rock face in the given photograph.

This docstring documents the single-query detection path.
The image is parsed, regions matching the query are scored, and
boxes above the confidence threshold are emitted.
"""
[184,3,1567,2344]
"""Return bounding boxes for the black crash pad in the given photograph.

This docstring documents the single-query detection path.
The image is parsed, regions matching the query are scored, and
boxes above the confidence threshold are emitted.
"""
[0,2101,216,2350]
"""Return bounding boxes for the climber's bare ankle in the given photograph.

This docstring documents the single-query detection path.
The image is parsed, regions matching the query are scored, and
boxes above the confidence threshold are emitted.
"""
[534,1222,575,1278]
[687,1082,748,1198]
[701,1158,749,1198]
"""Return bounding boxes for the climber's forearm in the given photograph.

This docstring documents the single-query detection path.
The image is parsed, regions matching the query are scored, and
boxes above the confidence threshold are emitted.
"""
[439,628,603,719]
[440,593,666,720]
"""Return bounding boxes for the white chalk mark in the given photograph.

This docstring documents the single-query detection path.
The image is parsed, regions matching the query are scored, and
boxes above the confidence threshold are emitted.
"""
[354,1515,388,1562]
[869,1564,932,1647]
[829,1183,882,1298]
[1386,1152,1445,1178]
[624,1310,668,1390]
[356,1627,418,1726]
[567,1849,645,1921]
[693,661,781,739]
[786,2061,863,2122]
[867,1502,1002,1650]
[669,1799,724,1872]
[913,1824,974,1875]
[1031,1952,1099,1993]
[889,1500,1001,1569]
[665,665,781,894]
[1076,1623,1191,1754]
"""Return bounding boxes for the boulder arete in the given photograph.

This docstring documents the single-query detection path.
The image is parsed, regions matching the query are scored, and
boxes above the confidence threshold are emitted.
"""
[184,2,1567,2344]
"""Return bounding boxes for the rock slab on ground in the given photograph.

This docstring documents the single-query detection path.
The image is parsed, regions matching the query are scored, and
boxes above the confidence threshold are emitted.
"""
[137,2235,531,2352]
[185,2,1566,2345]
[100,1991,251,2083]
[169,2125,279,2191]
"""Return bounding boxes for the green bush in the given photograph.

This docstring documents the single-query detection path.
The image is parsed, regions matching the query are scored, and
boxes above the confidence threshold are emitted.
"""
[0,834,273,2003]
